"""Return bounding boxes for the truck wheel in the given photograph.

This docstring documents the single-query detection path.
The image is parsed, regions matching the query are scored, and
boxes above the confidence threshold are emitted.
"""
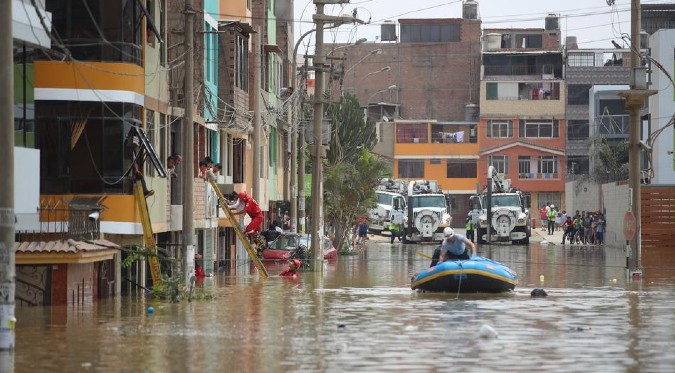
[477,228,487,244]
[521,236,529,245]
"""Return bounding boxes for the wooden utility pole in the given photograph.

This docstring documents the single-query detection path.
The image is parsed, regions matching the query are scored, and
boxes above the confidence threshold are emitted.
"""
[0,0,16,352]
[252,27,262,201]
[182,4,196,281]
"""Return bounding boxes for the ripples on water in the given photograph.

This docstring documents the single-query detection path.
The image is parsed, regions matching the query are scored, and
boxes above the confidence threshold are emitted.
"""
[14,241,675,372]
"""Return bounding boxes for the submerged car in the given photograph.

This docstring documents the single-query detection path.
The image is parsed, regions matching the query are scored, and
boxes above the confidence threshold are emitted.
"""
[262,233,337,261]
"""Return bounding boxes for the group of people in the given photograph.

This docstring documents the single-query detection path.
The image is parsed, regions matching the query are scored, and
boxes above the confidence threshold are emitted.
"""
[539,203,606,245]
[561,210,606,245]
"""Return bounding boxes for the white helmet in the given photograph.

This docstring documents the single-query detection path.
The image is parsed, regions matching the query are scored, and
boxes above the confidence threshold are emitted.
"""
[550,204,555,209]
[443,227,455,238]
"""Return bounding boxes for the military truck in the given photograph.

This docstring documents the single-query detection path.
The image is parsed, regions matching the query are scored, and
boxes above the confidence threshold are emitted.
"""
[470,166,531,245]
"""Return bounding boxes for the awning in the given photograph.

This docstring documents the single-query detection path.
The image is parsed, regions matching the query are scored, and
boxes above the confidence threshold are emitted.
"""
[264,44,283,54]
[14,239,121,265]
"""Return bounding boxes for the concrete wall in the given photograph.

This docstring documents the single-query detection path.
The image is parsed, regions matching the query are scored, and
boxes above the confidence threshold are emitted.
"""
[565,179,630,249]
[601,182,630,250]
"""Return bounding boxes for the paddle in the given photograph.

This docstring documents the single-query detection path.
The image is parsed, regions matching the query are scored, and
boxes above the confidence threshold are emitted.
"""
[416,251,432,260]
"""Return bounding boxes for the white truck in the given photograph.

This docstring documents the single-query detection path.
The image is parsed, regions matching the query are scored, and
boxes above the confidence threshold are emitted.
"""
[470,166,531,245]
[368,179,407,235]
[402,180,452,243]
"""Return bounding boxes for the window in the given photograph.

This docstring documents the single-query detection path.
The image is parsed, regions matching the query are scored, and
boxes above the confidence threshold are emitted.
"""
[46,0,143,65]
[486,83,498,100]
[14,45,36,148]
[396,123,428,143]
[568,120,589,140]
[519,120,559,138]
[36,101,143,194]
[431,123,475,143]
[159,0,166,66]
[567,156,589,175]
[518,156,531,175]
[488,155,508,174]
[487,120,513,138]
[233,138,245,183]
[538,156,558,174]
[446,160,477,178]
[398,160,424,178]
[515,34,542,49]
[568,52,594,67]
[400,23,460,43]
[235,35,249,91]
[146,109,156,176]
[568,84,591,105]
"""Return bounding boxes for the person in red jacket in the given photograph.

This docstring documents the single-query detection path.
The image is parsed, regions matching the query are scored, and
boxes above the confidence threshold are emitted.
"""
[231,191,263,238]
[279,259,300,277]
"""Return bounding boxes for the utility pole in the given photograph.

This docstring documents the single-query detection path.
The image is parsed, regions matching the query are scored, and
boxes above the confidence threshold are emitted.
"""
[0,0,16,352]
[182,4,196,281]
[310,1,327,270]
[618,0,655,281]
[252,27,262,201]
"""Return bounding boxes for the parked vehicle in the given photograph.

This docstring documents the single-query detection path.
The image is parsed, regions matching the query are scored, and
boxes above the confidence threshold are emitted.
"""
[470,166,531,245]
[402,180,452,243]
[262,233,337,262]
[368,179,407,234]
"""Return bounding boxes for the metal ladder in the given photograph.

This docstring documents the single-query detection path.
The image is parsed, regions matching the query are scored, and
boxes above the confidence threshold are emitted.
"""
[134,181,163,286]
[207,176,269,279]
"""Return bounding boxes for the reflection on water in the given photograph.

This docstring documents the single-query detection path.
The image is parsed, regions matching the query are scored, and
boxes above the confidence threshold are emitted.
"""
[14,241,675,372]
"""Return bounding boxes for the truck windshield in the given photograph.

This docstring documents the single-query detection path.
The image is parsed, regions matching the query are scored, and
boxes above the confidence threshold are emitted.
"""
[491,195,522,207]
[411,195,446,208]
[377,193,394,205]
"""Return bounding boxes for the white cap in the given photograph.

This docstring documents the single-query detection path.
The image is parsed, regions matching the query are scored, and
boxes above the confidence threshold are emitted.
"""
[443,227,455,238]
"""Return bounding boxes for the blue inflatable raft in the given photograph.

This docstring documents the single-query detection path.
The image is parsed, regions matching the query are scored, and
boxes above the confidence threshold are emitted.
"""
[411,256,518,293]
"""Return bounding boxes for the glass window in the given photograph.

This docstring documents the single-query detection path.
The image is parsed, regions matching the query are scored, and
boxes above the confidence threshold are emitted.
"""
[488,155,508,174]
[396,123,428,143]
[487,120,513,138]
[538,156,558,174]
[235,35,249,91]
[446,160,477,178]
[515,34,542,49]
[568,120,589,140]
[568,84,591,105]
[518,156,531,175]
[14,45,36,148]
[46,0,142,65]
[568,52,595,67]
[486,83,498,100]
[36,101,142,194]
[519,120,559,138]
[398,160,424,178]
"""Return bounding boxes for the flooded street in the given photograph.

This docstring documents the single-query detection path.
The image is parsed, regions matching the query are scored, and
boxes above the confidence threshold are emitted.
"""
[13,240,675,372]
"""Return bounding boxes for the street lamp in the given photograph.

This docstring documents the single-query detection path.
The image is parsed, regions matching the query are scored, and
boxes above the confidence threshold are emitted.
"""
[362,66,390,79]
[327,38,367,56]
[366,84,397,103]
[291,32,369,235]
[344,48,383,75]
[364,85,397,122]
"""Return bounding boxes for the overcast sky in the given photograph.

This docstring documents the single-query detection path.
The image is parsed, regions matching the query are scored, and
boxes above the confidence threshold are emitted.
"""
[293,0,673,52]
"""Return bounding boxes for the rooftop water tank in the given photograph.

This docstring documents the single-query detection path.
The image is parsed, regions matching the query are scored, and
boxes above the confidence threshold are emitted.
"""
[545,14,559,31]
[484,33,501,51]
[565,36,578,49]
[463,0,479,20]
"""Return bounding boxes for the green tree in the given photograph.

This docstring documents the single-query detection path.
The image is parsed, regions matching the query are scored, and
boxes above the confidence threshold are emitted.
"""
[323,93,390,250]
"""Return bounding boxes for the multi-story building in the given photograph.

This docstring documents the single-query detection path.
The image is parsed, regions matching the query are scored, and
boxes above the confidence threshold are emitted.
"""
[564,44,631,179]
[648,29,675,185]
[479,15,566,210]
[342,1,482,224]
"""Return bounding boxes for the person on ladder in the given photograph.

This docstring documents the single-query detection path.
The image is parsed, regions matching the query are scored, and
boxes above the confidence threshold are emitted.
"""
[230,191,265,254]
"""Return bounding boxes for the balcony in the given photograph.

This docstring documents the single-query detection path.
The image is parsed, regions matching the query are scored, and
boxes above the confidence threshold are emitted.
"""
[518,173,560,180]
[597,115,629,138]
